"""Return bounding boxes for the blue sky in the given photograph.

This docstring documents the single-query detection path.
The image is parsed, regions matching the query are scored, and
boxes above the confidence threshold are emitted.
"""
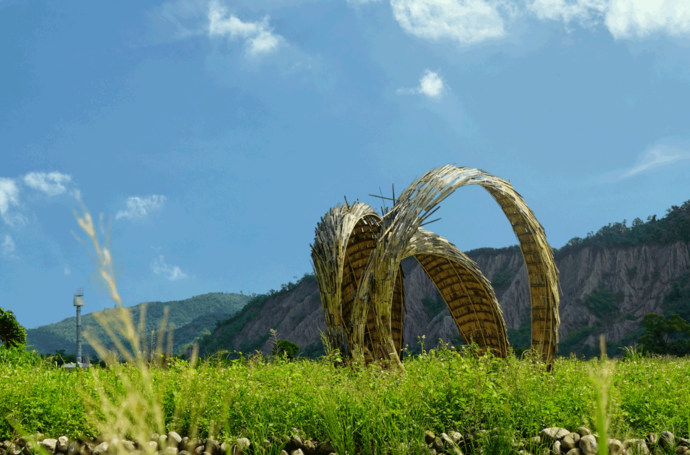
[2,0,690,329]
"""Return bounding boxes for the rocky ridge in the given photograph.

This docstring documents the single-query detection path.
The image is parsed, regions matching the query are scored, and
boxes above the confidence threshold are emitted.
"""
[211,239,690,357]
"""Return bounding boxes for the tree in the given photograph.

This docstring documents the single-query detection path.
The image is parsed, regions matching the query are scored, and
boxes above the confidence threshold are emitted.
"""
[0,308,27,348]
[639,313,690,355]
[272,339,299,360]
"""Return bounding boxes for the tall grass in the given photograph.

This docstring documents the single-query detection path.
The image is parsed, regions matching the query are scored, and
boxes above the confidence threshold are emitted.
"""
[1,204,690,454]
[2,344,690,452]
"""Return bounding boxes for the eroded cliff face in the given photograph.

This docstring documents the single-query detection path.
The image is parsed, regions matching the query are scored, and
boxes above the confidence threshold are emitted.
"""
[467,241,690,347]
[224,241,690,356]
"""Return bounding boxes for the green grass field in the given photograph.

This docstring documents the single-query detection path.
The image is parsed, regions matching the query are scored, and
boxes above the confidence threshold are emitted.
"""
[2,345,689,455]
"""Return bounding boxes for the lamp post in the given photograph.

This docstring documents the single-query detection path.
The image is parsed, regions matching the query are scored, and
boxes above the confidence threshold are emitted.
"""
[74,289,85,367]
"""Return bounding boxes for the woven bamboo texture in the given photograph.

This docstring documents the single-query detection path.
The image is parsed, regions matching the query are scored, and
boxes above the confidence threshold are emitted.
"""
[311,165,560,366]
[311,202,381,357]
[406,229,509,356]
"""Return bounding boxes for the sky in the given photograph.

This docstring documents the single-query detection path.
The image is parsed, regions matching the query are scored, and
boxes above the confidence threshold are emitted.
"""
[2,0,690,329]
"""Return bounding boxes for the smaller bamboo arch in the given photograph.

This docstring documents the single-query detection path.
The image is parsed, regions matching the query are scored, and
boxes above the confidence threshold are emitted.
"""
[405,229,509,357]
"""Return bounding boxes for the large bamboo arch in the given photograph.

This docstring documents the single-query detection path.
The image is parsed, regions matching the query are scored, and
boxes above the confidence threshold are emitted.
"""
[311,165,560,367]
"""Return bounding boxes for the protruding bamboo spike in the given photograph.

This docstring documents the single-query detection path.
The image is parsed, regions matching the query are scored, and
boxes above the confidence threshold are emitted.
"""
[420,217,441,227]
[369,194,395,201]
[420,205,441,223]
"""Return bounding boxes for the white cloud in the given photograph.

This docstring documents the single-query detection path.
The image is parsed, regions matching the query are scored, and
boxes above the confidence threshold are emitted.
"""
[208,1,283,56]
[116,195,167,220]
[418,70,445,97]
[528,0,690,38]
[605,0,690,39]
[385,0,690,44]
[151,255,188,281]
[529,0,607,28]
[64,267,71,276]
[2,235,15,257]
[0,179,26,226]
[621,144,690,178]
[389,0,506,45]
[24,172,72,197]
[0,179,19,219]
[398,70,447,98]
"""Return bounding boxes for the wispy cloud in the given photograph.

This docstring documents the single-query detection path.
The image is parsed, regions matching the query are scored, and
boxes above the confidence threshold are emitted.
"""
[64,267,71,275]
[390,0,506,45]
[208,1,284,56]
[150,0,208,41]
[23,172,72,197]
[620,144,690,179]
[0,178,26,227]
[2,235,16,257]
[347,0,383,4]
[398,70,447,99]
[529,0,607,29]
[116,195,167,220]
[0,179,19,220]
[151,255,188,281]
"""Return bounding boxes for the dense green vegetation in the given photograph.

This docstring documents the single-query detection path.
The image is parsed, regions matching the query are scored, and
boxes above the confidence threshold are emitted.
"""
[465,199,690,260]
[664,273,690,322]
[26,293,250,356]
[507,323,530,357]
[1,345,688,454]
[421,291,447,320]
[639,314,690,356]
[490,270,513,289]
[0,308,26,348]
[465,245,521,258]
[582,285,624,319]
[272,339,300,360]
[556,198,690,257]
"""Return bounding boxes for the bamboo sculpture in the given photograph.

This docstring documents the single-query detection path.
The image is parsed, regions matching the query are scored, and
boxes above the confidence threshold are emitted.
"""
[311,166,560,367]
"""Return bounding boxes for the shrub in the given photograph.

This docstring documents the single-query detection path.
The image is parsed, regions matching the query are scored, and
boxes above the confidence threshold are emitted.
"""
[0,307,26,348]
[272,339,299,360]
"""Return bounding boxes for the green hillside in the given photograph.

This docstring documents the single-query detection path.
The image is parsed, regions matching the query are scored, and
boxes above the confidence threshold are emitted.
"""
[26,292,251,355]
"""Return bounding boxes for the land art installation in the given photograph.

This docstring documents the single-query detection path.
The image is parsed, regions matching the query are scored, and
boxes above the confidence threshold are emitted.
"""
[311,166,560,368]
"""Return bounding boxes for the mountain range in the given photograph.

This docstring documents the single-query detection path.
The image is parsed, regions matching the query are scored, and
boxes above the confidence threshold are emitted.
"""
[25,292,251,356]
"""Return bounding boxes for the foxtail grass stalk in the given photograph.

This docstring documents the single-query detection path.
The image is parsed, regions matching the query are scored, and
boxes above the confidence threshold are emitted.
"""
[593,335,611,455]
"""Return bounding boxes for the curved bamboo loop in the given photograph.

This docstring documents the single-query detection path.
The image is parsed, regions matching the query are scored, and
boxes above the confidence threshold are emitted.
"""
[311,165,560,367]
[405,229,509,357]
[310,202,381,361]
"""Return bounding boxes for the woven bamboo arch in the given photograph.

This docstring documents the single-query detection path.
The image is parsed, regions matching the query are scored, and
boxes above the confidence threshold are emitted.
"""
[312,165,560,367]
[311,202,407,362]
[404,229,509,357]
[311,202,379,357]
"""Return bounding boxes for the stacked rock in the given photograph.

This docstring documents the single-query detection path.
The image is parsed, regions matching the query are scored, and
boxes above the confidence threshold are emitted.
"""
[0,431,337,455]
[512,427,689,455]
[0,428,687,455]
